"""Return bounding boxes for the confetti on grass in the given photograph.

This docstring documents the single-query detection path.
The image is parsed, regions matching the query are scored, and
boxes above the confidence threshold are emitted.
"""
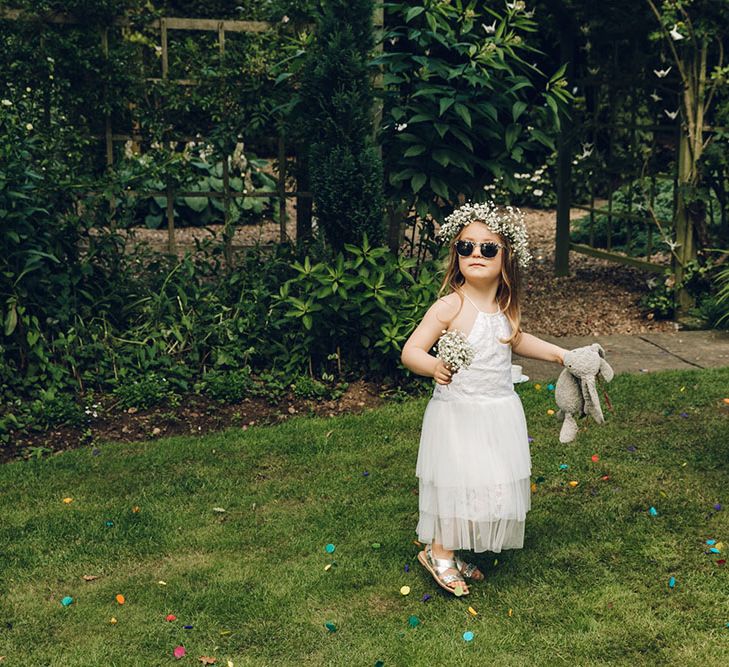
[173,646,186,659]
[61,596,73,607]
[463,631,474,642]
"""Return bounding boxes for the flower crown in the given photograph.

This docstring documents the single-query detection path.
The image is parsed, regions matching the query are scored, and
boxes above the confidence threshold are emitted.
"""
[437,201,532,268]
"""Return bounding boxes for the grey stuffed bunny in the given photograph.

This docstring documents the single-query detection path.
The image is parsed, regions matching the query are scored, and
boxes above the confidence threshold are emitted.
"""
[555,343,614,443]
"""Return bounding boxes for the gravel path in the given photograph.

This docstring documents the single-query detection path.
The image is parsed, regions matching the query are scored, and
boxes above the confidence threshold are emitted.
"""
[119,203,676,337]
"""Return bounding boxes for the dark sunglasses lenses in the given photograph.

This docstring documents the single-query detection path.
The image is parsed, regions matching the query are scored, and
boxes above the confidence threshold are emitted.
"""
[455,240,500,258]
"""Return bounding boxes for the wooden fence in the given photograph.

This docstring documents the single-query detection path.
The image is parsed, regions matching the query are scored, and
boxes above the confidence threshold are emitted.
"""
[2,8,385,262]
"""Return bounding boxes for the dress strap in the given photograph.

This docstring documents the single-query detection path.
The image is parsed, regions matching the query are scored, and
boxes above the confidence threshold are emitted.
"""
[462,291,500,315]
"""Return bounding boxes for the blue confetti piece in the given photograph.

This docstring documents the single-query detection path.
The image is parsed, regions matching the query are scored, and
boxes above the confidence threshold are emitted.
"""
[463,631,474,642]
[422,594,431,602]
[559,464,569,470]
[528,436,534,443]
[363,471,369,476]
[649,507,658,516]
[668,577,676,588]
[710,547,721,554]
[714,503,723,511]
[706,539,716,545]
[626,445,637,452]
[404,564,409,572]
[61,596,73,607]
[184,625,193,630]
[325,543,336,553]
[547,384,555,391]
[679,412,688,418]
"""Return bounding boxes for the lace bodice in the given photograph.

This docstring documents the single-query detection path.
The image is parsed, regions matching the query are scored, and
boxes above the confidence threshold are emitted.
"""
[432,294,515,401]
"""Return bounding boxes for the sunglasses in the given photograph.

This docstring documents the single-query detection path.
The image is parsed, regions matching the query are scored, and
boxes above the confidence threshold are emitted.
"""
[455,240,506,258]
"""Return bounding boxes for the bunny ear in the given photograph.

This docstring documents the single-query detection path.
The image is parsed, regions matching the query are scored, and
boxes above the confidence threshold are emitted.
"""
[593,343,606,358]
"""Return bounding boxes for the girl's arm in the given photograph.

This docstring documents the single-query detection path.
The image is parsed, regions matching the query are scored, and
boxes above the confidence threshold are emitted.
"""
[401,299,458,380]
[512,332,569,366]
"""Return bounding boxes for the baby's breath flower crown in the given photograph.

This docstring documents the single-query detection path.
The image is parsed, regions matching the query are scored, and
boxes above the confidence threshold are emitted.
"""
[437,201,532,268]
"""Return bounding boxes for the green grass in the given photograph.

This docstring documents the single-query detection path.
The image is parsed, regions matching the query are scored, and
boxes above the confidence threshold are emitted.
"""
[1,368,728,666]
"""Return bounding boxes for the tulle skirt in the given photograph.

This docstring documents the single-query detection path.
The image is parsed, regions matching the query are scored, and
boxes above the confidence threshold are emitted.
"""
[415,392,532,553]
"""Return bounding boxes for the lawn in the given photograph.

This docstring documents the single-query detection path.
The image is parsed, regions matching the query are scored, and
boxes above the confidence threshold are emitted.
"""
[1,368,728,666]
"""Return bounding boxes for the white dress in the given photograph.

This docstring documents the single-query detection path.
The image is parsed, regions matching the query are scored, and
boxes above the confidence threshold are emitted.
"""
[415,293,532,553]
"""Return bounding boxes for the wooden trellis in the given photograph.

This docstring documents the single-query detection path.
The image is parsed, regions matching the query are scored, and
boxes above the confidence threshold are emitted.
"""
[1,9,310,261]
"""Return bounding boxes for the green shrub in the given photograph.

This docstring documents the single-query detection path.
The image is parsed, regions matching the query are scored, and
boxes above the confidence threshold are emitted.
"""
[297,0,386,250]
[197,367,255,403]
[111,371,178,411]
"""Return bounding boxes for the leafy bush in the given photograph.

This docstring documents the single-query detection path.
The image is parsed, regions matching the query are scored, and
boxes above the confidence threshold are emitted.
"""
[111,371,179,410]
[376,1,570,226]
[296,0,386,249]
[197,367,255,403]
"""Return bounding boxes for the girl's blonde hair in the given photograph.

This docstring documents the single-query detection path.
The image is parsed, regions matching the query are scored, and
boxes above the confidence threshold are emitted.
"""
[436,224,523,346]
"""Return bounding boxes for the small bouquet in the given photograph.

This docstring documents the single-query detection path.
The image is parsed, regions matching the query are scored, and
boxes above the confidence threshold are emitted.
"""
[436,329,475,373]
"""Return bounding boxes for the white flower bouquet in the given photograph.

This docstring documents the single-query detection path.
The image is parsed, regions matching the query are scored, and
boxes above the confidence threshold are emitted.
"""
[436,329,475,373]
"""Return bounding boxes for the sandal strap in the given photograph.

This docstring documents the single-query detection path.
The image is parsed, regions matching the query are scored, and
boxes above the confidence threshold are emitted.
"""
[455,556,478,578]
[426,544,465,580]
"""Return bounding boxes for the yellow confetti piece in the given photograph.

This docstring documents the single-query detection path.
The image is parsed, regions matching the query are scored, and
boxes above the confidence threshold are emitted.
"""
[531,483,537,493]
[723,398,729,405]
[568,481,579,487]
[546,409,555,416]
[508,608,513,617]
[468,607,478,617]
[681,462,687,467]
[110,617,117,624]
[324,564,332,571]
[680,386,685,392]
[132,506,140,513]
[400,586,411,596]
[158,581,167,586]
[535,384,542,391]
[115,594,125,605]
[715,542,724,551]
[413,540,422,547]
[493,559,498,566]
[453,585,465,597]
[63,497,73,504]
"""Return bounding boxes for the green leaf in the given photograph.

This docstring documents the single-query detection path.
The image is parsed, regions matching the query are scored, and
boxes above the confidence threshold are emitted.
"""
[430,176,449,200]
[432,150,450,167]
[512,101,528,122]
[505,123,521,151]
[454,103,472,128]
[183,196,208,213]
[404,144,427,157]
[405,6,425,22]
[439,98,455,116]
[411,172,427,193]
[4,307,17,336]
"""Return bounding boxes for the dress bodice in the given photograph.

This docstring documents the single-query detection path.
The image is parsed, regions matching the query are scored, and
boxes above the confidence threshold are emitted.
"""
[432,295,515,401]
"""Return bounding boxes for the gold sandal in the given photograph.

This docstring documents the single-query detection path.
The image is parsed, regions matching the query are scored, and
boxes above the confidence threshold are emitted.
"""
[454,554,485,581]
[417,544,469,596]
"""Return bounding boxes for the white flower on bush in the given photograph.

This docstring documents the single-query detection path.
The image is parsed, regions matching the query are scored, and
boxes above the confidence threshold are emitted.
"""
[395,123,408,132]
[26,123,33,131]
[1,99,12,107]
[533,189,544,197]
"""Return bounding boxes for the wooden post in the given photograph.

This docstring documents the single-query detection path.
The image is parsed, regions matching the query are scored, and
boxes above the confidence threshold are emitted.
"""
[278,136,287,243]
[161,18,169,78]
[222,156,233,266]
[101,28,113,168]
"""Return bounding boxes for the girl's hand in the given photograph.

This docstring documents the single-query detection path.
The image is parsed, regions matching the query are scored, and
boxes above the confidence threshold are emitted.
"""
[433,359,453,385]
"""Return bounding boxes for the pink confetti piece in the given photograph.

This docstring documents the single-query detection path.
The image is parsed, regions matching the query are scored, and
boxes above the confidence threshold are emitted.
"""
[173,646,186,659]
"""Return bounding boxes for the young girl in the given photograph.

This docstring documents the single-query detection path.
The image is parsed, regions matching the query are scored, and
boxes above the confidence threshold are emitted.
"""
[400,201,569,596]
